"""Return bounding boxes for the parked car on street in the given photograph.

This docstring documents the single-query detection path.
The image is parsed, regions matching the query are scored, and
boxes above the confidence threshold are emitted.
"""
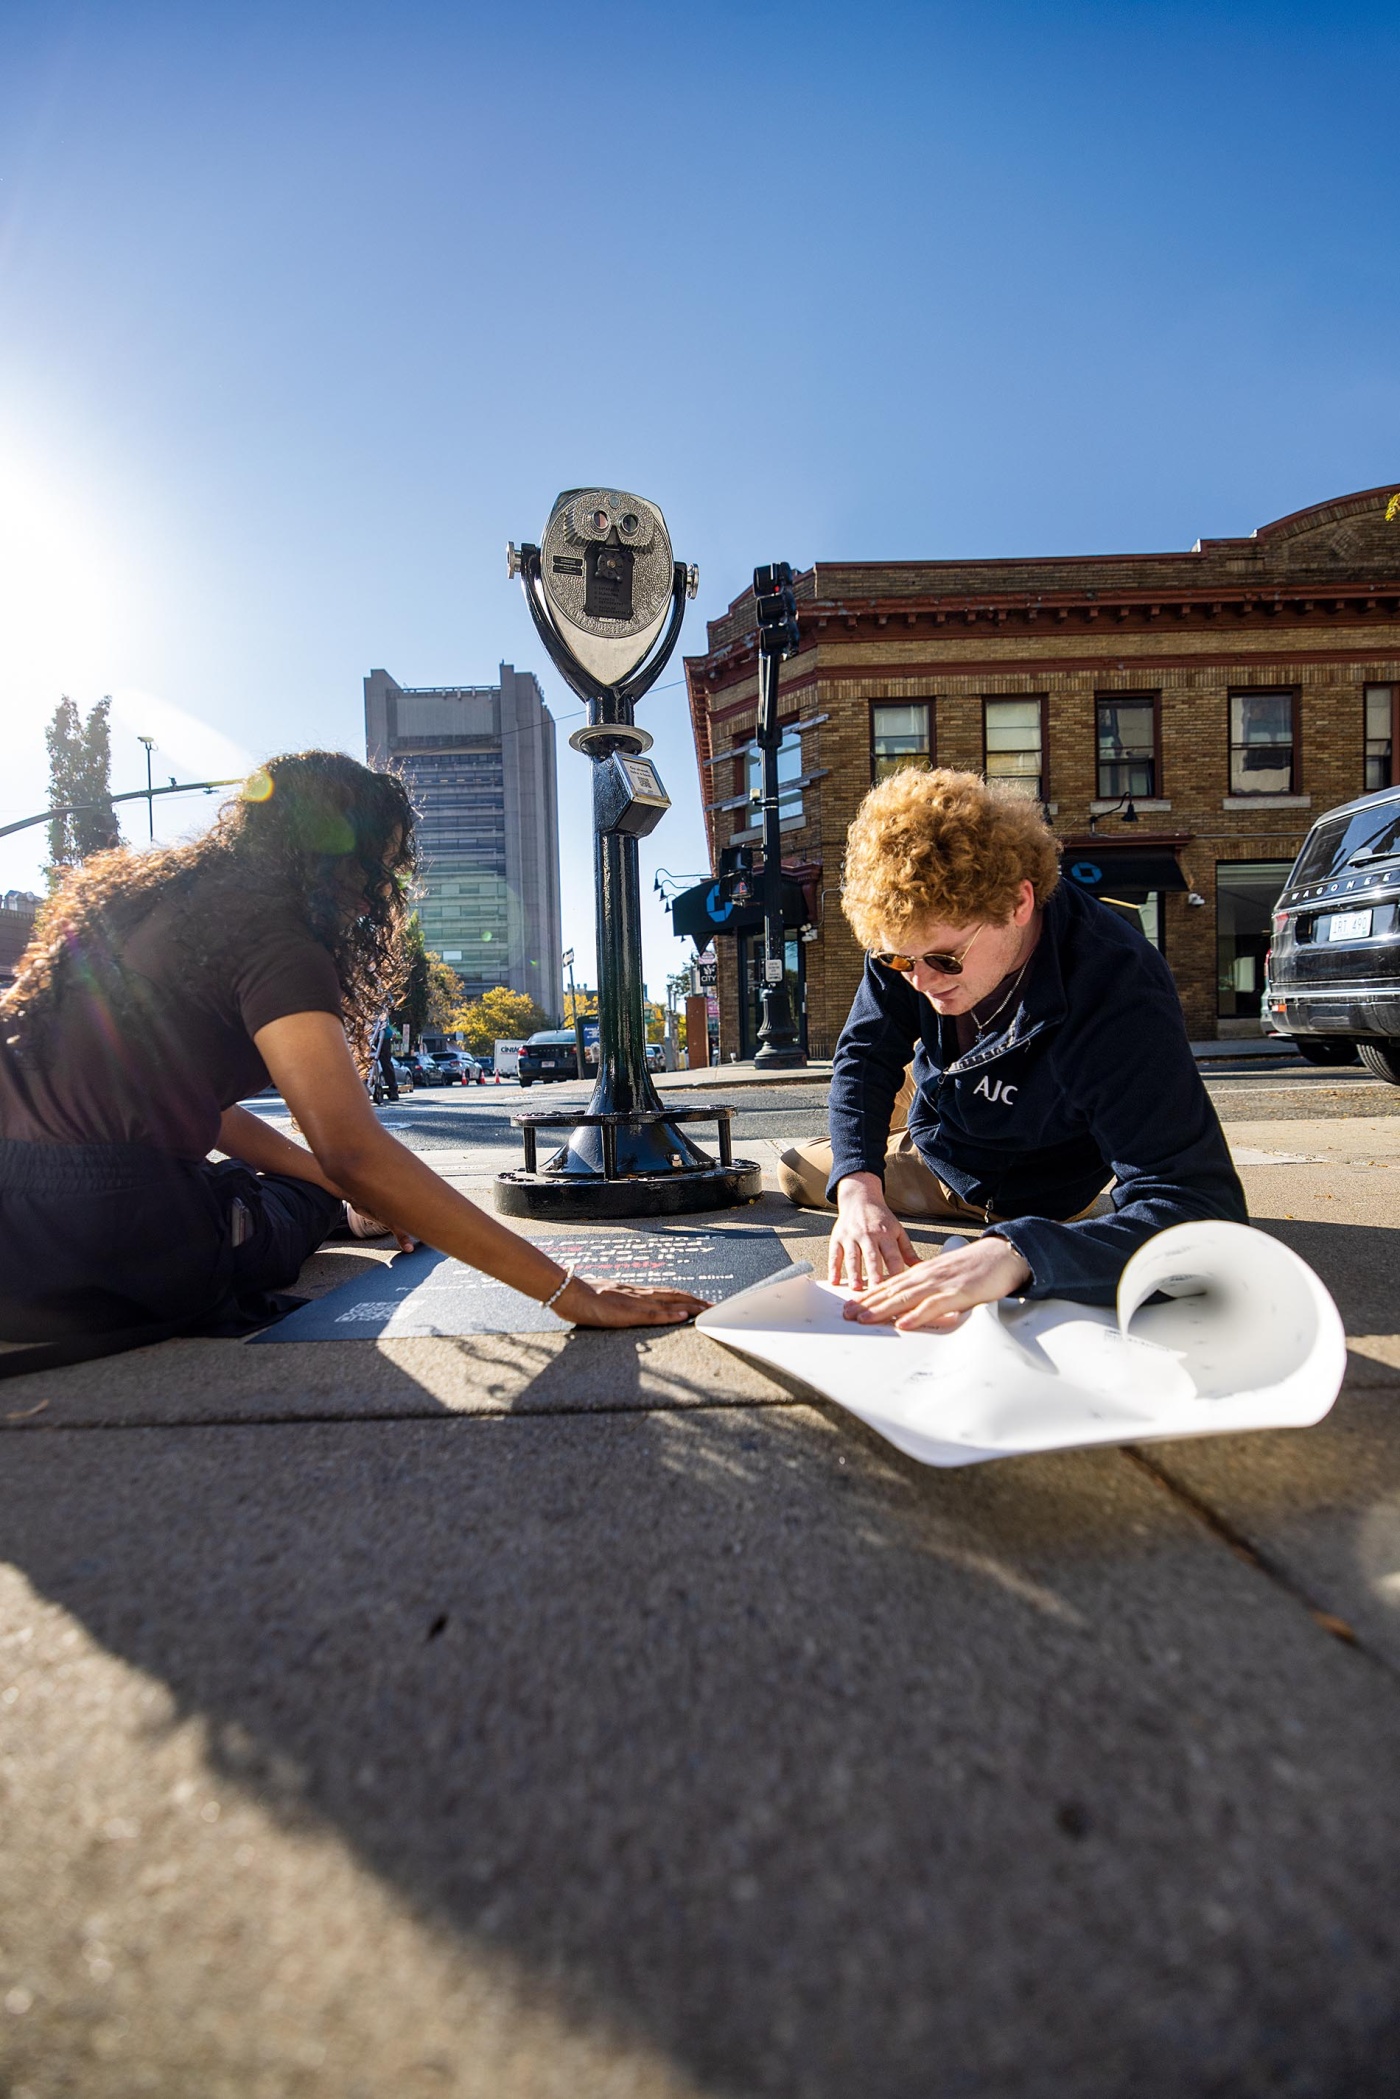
[517,1029,583,1086]
[404,1050,439,1087]
[1265,783,1400,1080]
[391,1057,415,1094]
[434,1050,486,1086]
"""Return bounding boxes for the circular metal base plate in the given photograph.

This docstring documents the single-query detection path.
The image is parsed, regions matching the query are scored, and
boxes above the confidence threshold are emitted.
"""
[493,1160,763,1220]
[568,722,653,757]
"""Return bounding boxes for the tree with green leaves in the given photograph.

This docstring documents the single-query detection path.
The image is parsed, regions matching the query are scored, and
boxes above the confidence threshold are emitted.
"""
[45,695,120,883]
[390,913,464,1043]
[391,912,432,1042]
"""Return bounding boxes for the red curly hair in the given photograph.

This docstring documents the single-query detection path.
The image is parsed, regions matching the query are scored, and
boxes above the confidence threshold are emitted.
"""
[841,767,1060,946]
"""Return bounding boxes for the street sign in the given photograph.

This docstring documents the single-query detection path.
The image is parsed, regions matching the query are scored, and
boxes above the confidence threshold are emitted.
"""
[764,958,785,984]
[561,948,574,968]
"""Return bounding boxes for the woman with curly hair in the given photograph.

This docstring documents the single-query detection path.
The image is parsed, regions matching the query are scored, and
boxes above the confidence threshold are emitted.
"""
[0,751,702,1366]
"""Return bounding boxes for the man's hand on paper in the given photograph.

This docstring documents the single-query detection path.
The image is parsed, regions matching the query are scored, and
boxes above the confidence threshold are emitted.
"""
[843,1233,1033,1332]
[830,1173,919,1288]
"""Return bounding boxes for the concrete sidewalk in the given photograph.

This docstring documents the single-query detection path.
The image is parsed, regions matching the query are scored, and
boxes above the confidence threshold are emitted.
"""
[2,1156,1400,2097]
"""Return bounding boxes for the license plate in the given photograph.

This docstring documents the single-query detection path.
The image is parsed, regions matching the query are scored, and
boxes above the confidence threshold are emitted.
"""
[1326,909,1372,941]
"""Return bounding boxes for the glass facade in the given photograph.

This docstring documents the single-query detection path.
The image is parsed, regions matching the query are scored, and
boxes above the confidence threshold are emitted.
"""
[396,748,511,986]
[1229,692,1295,796]
[984,698,1044,800]
[871,702,933,782]
[1216,861,1292,1018]
[1096,696,1156,799]
[736,932,807,1059]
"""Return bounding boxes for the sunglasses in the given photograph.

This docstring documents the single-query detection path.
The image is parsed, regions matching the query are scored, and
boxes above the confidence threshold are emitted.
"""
[872,923,986,978]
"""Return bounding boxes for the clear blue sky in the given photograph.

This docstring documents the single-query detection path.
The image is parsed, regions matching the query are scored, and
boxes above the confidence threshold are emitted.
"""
[2,0,1397,990]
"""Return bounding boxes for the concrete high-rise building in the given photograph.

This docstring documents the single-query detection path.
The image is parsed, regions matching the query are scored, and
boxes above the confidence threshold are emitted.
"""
[364,663,564,1021]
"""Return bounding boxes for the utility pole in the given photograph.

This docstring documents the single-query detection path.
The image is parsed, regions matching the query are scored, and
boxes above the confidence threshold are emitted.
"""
[752,562,804,1068]
[138,737,155,841]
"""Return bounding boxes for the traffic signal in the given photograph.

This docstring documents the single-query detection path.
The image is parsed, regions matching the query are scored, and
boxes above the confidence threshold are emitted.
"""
[754,561,799,659]
[718,843,756,905]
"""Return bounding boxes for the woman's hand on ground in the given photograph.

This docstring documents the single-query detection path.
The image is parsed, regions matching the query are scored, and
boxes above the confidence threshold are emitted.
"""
[345,1205,418,1254]
[558,1278,710,1328]
[830,1172,918,1289]
[843,1233,1032,1332]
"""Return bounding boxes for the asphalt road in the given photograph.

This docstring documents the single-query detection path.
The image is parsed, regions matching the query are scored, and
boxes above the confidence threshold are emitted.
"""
[249,1060,1400,1154]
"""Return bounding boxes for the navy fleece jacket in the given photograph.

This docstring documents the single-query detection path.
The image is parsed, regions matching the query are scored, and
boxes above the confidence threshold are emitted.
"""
[826,880,1247,1305]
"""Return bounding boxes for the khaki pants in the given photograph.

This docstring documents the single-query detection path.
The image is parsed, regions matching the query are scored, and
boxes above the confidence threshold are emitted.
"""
[778,1069,1109,1225]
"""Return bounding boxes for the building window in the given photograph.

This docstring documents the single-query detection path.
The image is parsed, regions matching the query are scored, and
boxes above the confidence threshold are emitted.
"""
[984,698,1044,800]
[1229,691,1296,796]
[1096,695,1157,799]
[871,702,933,782]
[1365,685,1397,793]
[745,732,804,826]
[1216,861,1293,1019]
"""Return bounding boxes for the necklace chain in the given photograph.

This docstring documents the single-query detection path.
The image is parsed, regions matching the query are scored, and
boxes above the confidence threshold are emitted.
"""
[972,952,1032,1038]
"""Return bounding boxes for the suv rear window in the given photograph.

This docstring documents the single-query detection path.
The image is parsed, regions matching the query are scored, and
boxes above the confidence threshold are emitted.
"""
[1292,799,1400,884]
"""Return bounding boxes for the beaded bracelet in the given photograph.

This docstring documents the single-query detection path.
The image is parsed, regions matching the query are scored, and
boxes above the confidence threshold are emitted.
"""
[541,1264,576,1314]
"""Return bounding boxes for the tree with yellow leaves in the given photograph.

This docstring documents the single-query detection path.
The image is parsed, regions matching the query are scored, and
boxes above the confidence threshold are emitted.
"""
[451,984,551,1054]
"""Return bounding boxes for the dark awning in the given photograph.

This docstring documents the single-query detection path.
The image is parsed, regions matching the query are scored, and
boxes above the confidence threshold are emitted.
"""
[671,876,811,945]
[1061,847,1188,904]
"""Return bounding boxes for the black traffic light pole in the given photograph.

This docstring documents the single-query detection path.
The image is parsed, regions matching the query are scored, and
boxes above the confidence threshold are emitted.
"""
[753,563,805,1069]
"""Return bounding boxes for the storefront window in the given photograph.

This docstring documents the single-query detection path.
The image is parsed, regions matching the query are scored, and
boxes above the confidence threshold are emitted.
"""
[984,698,1044,800]
[1095,891,1163,952]
[871,702,933,782]
[1216,861,1292,1018]
[737,933,807,1060]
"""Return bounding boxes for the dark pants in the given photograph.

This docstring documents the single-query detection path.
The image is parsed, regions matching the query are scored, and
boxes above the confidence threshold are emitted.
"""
[0,1140,343,1343]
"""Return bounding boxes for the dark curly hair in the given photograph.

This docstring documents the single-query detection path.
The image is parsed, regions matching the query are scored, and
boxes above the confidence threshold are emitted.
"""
[2,751,417,1067]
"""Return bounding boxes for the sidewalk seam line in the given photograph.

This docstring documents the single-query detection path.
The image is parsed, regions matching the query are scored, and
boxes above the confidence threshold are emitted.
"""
[1121,1447,1396,1681]
[0,1396,810,1433]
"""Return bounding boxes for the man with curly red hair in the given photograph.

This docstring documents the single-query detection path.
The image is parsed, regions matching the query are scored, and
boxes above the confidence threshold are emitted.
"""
[778,767,1245,1330]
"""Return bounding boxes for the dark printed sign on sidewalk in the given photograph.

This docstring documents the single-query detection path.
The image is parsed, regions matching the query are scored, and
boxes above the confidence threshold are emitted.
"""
[252,1226,796,1341]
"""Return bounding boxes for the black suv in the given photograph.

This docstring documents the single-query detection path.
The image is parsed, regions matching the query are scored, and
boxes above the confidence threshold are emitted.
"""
[517,1029,583,1086]
[1265,784,1400,1081]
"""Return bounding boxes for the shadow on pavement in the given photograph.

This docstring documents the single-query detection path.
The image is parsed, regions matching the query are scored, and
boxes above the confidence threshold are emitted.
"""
[5,1328,1400,2095]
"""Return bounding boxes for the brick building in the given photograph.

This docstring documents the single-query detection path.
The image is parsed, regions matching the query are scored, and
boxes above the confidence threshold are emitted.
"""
[679,486,1400,1053]
[0,893,40,994]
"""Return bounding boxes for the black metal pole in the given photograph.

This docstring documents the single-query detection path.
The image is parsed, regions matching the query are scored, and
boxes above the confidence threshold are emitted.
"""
[566,953,585,1079]
[753,643,804,1068]
[0,779,243,844]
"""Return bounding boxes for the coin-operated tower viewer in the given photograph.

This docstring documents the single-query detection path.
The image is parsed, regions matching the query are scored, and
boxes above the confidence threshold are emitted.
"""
[497,487,759,1219]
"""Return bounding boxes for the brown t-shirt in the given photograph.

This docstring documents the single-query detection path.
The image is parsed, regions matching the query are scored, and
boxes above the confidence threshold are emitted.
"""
[0,894,343,1157]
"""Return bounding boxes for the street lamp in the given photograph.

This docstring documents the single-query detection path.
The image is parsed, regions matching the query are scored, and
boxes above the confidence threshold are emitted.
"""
[138,737,155,841]
[1088,792,1139,836]
[496,487,759,1219]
